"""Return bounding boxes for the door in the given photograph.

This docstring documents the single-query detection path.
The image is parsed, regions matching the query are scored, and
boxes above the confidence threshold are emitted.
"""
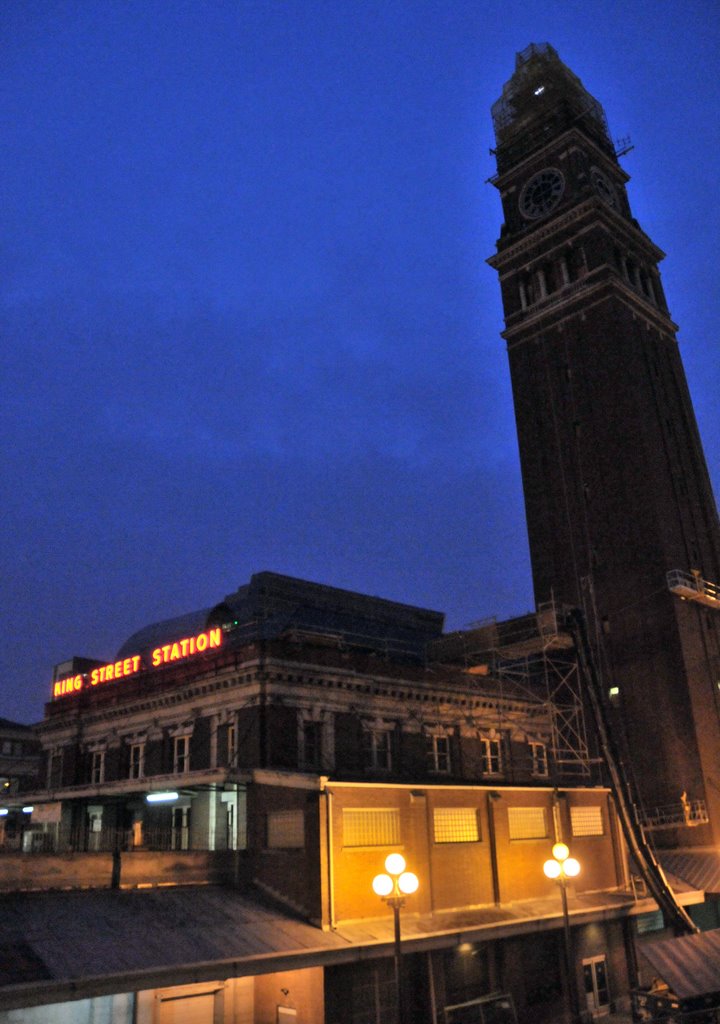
[582,956,610,1016]
[172,807,190,850]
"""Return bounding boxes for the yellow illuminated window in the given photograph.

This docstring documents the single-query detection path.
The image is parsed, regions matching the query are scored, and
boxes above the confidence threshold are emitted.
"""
[570,805,604,836]
[433,807,479,844]
[267,810,305,849]
[508,806,547,840]
[343,808,400,848]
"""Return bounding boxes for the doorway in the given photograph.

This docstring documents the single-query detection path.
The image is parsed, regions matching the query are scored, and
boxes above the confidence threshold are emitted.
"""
[582,955,610,1016]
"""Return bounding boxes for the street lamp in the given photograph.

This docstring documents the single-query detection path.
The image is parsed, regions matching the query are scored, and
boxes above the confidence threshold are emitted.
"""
[544,842,581,1024]
[372,853,419,1024]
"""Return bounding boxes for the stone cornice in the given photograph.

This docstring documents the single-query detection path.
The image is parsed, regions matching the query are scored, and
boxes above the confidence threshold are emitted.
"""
[502,272,678,344]
[488,198,665,271]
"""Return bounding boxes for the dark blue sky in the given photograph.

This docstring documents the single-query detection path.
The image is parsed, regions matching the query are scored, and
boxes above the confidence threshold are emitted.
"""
[3,1,719,723]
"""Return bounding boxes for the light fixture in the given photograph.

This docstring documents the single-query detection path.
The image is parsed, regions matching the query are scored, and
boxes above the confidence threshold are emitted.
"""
[22,806,33,814]
[0,809,8,817]
[146,791,179,803]
[534,85,545,95]
[372,854,419,1024]
[544,842,582,1023]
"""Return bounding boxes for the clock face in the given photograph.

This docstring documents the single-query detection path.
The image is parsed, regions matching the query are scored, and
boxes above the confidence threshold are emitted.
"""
[519,168,565,220]
[591,167,618,208]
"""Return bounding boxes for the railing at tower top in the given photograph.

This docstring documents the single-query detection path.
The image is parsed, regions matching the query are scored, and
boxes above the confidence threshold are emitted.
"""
[667,569,720,610]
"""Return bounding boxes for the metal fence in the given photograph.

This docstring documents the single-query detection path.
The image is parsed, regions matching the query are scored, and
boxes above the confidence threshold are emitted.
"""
[3,825,246,854]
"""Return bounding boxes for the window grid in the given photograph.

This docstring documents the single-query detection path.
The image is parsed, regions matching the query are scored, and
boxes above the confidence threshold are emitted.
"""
[173,735,190,774]
[530,741,548,777]
[508,806,547,840]
[301,720,322,769]
[570,805,604,837]
[433,807,479,844]
[129,743,144,780]
[481,737,502,775]
[90,751,105,785]
[343,808,400,848]
[363,729,392,771]
[427,735,451,774]
[267,809,305,849]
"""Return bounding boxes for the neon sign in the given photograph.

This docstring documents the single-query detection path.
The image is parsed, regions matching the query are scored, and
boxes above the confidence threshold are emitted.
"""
[52,628,223,699]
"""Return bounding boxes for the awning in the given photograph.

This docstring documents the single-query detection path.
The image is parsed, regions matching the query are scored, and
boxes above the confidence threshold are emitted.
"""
[659,848,720,895]
[639,929,720,1000]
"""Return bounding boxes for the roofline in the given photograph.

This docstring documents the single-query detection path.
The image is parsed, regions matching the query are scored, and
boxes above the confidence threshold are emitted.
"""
[0,890,691,1012]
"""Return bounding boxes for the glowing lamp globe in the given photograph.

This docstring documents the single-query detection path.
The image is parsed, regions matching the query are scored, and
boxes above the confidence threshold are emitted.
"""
[544,859,562,879]
[552,842,570,862]
[564,857,581,878]
[385,853,406,876]
[372,873,393,897]
[398,871,419,895]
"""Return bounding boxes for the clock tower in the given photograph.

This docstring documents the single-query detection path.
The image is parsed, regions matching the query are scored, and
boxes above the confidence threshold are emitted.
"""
[488,44,720,845]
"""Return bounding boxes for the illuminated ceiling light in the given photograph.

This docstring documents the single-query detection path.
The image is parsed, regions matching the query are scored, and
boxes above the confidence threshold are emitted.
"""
[146,791,179,803]
[0,809,8,817]
[534,85,545,95]
[22,806,34,813]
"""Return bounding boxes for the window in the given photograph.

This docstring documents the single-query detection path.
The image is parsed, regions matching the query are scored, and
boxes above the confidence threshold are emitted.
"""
[48,749,63,789]
[530,742,548,777]
[173,735,190,774]
[427,733,451,774]
[480,736,502,775]
[570,805,604,837]
[267,809,305,849]
[508,806,547,840]
[90,750,105,785]
[301,720,322,770]
[343,808,400,848]
[363,727,392,771]
[129,743,145,780]
[636,910,664,935]
[227,723,236,766]
[433,807,479,844]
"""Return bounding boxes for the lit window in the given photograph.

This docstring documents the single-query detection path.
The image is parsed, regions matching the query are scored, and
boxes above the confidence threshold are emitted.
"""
[427,733,451,774]
[530,742,548,777]
[481,736,502,775]
[508,806,547,840]
[267,809,305,849]
[363,727,392,771]
[343,808,400,848]
[173,735,190,774]
[90,750,105,785]
[570,805,604,837]
[433,807,479,844]
[129,743,145,780]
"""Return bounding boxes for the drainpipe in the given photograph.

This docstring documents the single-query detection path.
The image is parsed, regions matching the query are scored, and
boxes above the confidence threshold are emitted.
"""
[487,791,501,905]
[326,786,336,929]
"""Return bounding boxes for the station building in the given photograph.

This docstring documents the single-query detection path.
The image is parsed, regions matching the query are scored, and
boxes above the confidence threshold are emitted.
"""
[0,573,702,1024]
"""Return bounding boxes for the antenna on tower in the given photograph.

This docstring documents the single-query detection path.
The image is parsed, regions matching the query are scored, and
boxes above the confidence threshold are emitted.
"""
[614,135,634,158]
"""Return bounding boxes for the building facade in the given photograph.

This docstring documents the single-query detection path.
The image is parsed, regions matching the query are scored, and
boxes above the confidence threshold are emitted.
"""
[487,43,720,846]
[0,572,675,1023]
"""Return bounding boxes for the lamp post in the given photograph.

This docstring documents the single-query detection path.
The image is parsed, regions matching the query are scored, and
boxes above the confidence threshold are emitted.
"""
[544,842,581,1024]
[372,853,419,1024]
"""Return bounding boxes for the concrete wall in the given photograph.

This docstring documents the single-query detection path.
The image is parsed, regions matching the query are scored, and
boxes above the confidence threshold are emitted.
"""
[0,849,240,892]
